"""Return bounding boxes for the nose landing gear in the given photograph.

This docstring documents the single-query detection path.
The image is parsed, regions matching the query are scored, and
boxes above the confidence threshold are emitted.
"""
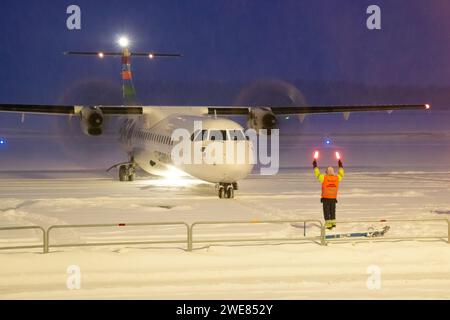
[217,182,237,199]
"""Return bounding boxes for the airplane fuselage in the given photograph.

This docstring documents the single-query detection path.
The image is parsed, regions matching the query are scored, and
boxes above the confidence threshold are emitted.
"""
[118,107,254,184]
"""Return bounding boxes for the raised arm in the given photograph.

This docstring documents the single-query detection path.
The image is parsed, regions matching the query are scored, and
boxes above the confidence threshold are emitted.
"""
[313,160,325,183]
[337,159,345,181]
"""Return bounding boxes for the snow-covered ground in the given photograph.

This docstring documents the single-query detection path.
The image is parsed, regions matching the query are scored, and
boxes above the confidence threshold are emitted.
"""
[0,169,449,299]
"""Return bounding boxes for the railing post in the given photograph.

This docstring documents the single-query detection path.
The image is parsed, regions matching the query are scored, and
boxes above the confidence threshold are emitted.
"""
[448,219,450,244]
[44,228,49,254]
[187,224,193,252]
[320,225,326,246]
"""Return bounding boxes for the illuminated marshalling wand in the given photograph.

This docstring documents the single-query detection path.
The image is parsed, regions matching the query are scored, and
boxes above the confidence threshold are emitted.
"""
[64,37,182,105]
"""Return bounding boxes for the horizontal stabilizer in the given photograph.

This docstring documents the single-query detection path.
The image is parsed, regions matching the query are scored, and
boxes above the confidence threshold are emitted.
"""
[64,51,182,58]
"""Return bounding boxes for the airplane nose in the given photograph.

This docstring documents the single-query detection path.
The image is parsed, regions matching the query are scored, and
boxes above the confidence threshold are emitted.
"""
[182,140,255,183]
[214,163,254,183]
[182,162,254,184]
[185,162,252,184]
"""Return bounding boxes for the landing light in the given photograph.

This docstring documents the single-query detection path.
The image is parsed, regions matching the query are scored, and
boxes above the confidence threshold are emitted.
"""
[148,177,204,188]
[145,167,204,187]
[149,53,154,59]
[164,166,188,179]
[98,52,104,58]
[143,166,203,187]
[425,104,431,110]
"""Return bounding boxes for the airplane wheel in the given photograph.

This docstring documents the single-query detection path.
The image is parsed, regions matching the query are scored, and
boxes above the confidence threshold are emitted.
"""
[128,173,136,181]
[218,186,225,199]
[226,186,234,199]
[119,165,128,182]
[217,183,235,199]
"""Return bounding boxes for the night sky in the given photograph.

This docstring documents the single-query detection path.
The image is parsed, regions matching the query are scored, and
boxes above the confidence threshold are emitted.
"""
[1,0,450,104]
[1,1,450,170]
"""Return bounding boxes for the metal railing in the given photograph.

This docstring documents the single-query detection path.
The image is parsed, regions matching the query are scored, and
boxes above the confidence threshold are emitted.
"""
[45,222,190,253]
[0,218,448,254]
[188,219,324,251]
[0,226,46,253]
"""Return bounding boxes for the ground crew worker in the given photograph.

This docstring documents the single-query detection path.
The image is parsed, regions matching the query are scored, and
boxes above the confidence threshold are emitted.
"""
[313,158,344,230]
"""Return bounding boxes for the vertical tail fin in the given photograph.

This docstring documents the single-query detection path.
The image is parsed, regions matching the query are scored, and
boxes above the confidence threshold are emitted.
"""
[64,49,182,106]
[121,48,138,106]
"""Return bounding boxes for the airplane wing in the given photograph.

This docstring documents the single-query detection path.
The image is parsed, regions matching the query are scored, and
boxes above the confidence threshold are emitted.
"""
[207,104,430,115]
[0,104,142,115]
[0,103,430,116]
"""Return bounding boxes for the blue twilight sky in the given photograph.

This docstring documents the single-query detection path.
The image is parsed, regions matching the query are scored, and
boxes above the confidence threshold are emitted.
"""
[1,1,450,170]
[0,0,450,105]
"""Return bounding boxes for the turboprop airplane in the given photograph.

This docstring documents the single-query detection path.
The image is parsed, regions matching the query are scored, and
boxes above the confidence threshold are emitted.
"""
[0,37,430,198]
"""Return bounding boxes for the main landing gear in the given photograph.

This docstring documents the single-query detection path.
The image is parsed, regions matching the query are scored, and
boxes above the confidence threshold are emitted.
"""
[217,182,238,199]
[106,160,136,182]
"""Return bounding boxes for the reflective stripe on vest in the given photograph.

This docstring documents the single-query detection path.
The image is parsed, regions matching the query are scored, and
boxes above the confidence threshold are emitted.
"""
[322,175,339,199]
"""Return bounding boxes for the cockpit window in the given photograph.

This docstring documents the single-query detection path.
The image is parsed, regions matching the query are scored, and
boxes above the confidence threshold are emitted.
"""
[209,130,227,141]
[228,129,247,141]
[191,129,247,141]
[191,129,208,141]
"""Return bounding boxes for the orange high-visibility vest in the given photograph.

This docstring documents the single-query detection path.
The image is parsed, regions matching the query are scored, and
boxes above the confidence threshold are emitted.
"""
[322,175,340,199]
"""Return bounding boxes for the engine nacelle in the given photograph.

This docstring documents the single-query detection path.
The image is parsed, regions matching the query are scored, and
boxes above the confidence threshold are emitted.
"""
[246,108,278,133]
[80,106,104,136]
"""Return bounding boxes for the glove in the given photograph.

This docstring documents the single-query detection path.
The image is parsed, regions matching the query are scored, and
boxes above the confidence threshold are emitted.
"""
[313,160,318,168]
[338,160,343,168]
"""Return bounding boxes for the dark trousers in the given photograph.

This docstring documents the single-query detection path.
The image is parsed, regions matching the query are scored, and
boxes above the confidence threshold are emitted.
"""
[321,198,337,221]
